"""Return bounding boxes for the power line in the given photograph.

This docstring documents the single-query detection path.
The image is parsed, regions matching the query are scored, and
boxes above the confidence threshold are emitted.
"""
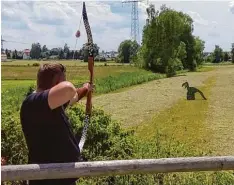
[2,40,30,45]
[122,0,142,44]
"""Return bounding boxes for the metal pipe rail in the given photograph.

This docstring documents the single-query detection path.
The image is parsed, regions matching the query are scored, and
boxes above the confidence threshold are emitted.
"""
[2,156,234,181]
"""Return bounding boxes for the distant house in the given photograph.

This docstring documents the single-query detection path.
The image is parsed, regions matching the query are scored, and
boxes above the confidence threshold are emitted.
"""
[23,49,30,59]
[100,51,118,59]
[1,54,7,62]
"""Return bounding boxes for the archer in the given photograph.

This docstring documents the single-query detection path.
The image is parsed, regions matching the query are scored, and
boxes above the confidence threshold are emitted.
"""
[20,63,94,185]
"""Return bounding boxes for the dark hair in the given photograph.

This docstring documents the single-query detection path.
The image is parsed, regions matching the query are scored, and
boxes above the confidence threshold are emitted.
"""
[37,63,66,90]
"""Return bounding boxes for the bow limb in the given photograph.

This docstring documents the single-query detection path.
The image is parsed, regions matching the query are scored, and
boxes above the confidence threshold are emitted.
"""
[86,57,94,115]
[82,2,94,115]
[78,2,94,152]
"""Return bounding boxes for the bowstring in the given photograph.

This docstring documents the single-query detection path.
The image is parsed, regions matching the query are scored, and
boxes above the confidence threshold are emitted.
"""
[73,13,83,60]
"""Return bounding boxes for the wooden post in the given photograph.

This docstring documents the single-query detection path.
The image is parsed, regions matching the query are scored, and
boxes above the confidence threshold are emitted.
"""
[1,156,234,181]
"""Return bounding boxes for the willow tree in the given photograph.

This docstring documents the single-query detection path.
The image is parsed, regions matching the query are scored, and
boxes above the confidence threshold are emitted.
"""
[140,4,204,76]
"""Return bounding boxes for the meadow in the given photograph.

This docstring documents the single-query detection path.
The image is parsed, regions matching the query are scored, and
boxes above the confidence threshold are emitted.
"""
[1,60,234,184]
[1,60,165,93]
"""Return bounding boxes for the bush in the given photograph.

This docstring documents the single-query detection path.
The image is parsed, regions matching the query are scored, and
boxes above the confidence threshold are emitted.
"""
[166,58,183,77]
[32,63,40,66]
[1,86,136,165]
[94,71,165,94]
[95,56,107,62]
[66,105,136,161]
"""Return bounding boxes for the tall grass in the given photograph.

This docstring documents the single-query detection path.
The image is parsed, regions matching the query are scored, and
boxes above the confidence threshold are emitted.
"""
[2,68,166,94]
[2,83,234,185]
[94,71,166,94]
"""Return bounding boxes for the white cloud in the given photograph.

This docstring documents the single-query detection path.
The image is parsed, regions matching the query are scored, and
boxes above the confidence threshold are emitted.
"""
[230,1,234,14]
[1,1,128,51]
[1,1,234,52]
[187,11,209,26]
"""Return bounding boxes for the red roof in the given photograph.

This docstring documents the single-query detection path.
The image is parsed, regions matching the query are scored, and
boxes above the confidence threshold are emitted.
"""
[24,49,30,53]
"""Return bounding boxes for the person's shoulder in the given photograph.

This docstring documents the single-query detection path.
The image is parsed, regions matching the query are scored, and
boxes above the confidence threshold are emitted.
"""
[21,90,50,109]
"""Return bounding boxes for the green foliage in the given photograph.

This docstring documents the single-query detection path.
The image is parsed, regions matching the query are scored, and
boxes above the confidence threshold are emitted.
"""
[137,4,204,76]
[94,56,107,62]
[213,45,224,63]
[1,86,136,165]
[59,49,64,59]
[1,87,31,165]
[176,41,187,62]
[194,37,205,65]
[117,40,140,63]
[82,43,100,62]
[1,85,234,184]
[204,54,214,63]
[94,71,165,94]
[30,43,42,59]
[224,52,229,62]
[32,63,40,67]
[78,132,234,184]
[231,44,234,63]
[66,105,136,161]
[166,58,183,77]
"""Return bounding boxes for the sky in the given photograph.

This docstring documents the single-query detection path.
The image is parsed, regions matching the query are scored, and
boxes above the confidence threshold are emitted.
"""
[1,0,234,52]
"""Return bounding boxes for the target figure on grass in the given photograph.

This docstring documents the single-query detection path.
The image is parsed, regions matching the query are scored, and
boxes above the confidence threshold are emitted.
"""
[182,82,207,100]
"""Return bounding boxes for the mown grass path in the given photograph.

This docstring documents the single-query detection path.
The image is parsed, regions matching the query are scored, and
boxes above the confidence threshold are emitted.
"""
[90,69,216,128]
[205,66,234,155]
[88,66,234,155]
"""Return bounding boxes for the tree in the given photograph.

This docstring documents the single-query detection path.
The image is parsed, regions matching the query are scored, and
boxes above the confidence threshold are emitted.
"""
[231,43,234,63]
[117,40,140,64]
[193,37,205,65]
[63,43,70,59]
[213,45,223,63]
[140,4,198,74]
[50,48,60,56]
[30,43,41,59]
[59,49,64,59]
[82,43,99,62]
[146,4,158,23]
[70,50,74,59]
[176,41,187,62]
[74,50,79,60]
[224,52,229,62]
[42,45,48,52]
[12,50,16,59]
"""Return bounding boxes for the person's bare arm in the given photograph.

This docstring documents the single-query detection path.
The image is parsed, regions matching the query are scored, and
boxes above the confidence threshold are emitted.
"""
[48,81,77,109]
[68,86,90,106]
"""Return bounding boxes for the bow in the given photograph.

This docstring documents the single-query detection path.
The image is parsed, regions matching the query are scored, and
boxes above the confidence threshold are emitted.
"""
[78,2,94,152]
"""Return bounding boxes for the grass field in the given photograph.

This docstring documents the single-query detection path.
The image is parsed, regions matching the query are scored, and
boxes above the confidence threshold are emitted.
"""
[92,65,234,156]
[1,60,165,94]
[1,59,125,66]
[1,60,234,184]
[1,60,233,155]
[135,77,215,151]
[2,65,137,80]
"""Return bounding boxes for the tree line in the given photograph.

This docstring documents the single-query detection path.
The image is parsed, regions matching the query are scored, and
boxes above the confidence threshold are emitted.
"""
[204,45,234,63]
[3,3,234,73]
[4,43,100,62]
[116,4,234,77]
